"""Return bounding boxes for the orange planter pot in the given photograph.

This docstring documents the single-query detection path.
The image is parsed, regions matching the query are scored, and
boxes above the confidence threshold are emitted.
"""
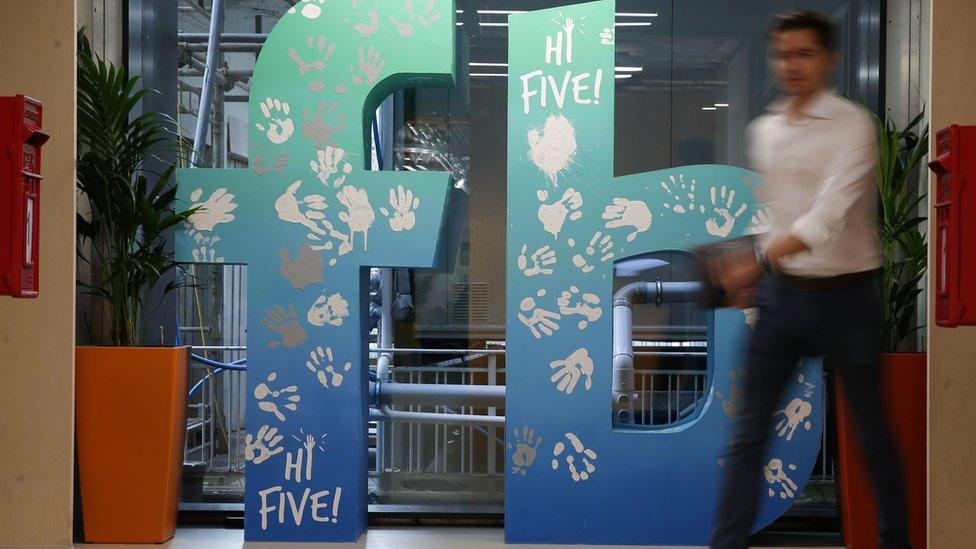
[76,346,189,543]
[835,352,927,549]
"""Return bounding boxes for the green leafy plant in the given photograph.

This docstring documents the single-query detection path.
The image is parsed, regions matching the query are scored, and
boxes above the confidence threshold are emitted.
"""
[76,32,196,346]
[874,110,929,352]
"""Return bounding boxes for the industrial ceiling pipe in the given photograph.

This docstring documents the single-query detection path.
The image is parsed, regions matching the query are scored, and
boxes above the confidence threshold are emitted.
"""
[612,281,703,424]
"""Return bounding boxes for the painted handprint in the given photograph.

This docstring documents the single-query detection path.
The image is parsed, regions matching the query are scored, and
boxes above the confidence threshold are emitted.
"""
[508,425,542,476]
[310,145,352,187]
[715,367,745,419]
[346,0,379,38]
[600,27,614,45]
[571,231,614,273]
[255,97,294,145]
[302,101,346,150]
[337,185,375,251]
[549,347,594,395]
[276,180,328,235]
[307,292,350,327]
[190,235,224,263]
[254,372,300,422]
[280,244,324,290]
[773,397,813,441]
[660,174,700,214]
[705,185,748,238]
[188,188,237,231]
[517,244,557,277]
[306,345,352,389]
[528,115,577,186]
[261,305,308,348]
[288,36,336,77]
[563,18,575,62]
[602,198,652,241]
[245,424,284,464]
[764,458,799,499]
[518,289,561,339]
[745,206,771,235]
[379,185,420,232]
[536,188,583,239]
[551,432,598,482]
[287,0,325,20]
[556,286,602,329]
[350,46,386,87]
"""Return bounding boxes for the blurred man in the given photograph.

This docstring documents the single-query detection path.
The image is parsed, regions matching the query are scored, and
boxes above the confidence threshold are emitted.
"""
[709,11,910,549]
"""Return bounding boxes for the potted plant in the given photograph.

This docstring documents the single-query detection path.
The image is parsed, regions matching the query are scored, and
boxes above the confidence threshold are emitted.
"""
[834,111,929,549]
[74,33,196,543]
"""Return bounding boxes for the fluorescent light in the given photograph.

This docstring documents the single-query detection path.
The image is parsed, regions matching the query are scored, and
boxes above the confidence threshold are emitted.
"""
[470,73,508,77]
[476,10,526,15]
[470,62,508,67]
[456,22,463,26]
[715,103,730,107]
[615,22,652,27]
[479,22,509,27]
[615,74,632,79]
[456,9,463,13]
[702,106,717,111]
[615,12,659,17]
[615,66,643,72]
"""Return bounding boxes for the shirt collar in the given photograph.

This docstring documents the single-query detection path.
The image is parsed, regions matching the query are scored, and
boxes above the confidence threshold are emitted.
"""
[767,87,838,119]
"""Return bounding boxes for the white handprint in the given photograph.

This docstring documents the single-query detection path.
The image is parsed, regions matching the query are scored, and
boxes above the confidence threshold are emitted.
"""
[660,174,701,214]
[337,185,375,251]
[255,97,294,145]
[556,286,602,329]
[745,206,771,235]
[508,425,542,476]
[349,46,385,87]
[536,188,583,239]
[307,292,350,327]
[347,0,379,37]
[551,432,598,482]
[705,185,748,238]
[245,425,284,464]
[306,345,352,388]
[253,372,300,422]
[572,231,614,273]
[773,397,813,441]
[549,347,594,395]
[379,185,420,232]
[310,146,352,187]
[518,289,561,339]
[288,36,336,76]
[408,0,443,28]
[517,244,557,277]
[600,27,614,45]
[188,188,237,231]
[602,198,652,241]
[528,115,577,186]
[288,0,325,19]
[190,235,224,263]
[764,458,799,499]
[563,18,575,63]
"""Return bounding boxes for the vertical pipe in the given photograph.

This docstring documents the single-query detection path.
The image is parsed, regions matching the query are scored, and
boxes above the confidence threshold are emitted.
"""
[190,0,224,167]
[487,353,497,475]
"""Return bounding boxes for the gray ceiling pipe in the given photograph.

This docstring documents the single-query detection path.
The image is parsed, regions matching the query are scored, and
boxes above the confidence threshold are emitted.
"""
[612,281,703,424]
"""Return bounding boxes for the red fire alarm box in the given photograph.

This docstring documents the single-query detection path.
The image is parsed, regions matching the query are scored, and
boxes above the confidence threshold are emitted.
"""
[930,124,976,327]
[0,95,49,298]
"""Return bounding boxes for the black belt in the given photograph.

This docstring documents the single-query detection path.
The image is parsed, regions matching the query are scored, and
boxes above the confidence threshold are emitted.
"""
[776,269,878,291]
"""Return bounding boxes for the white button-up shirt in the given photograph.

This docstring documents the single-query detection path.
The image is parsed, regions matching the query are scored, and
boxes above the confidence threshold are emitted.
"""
[748,88,882,277]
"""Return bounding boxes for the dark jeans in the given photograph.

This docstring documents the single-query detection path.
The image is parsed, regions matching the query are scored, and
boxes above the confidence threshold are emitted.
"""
[710,274,910,549]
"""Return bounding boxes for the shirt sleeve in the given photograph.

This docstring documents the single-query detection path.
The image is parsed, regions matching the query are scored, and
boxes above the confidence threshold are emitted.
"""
[790,112,877,248]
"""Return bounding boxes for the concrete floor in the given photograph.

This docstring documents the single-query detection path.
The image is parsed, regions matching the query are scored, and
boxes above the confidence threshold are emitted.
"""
[77,527,844,549]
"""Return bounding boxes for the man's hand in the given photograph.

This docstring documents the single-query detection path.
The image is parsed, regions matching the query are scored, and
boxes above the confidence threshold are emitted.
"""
[718,253,762,309]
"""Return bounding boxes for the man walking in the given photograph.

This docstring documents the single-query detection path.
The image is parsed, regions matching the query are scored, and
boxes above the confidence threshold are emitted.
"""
[709,10,911,549]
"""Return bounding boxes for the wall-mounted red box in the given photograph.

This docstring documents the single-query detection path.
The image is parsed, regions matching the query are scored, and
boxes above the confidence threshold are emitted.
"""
[930,125,976,327]
[0,95,49,298]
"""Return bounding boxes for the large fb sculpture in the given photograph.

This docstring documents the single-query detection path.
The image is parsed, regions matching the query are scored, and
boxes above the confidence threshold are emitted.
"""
[176,0,823,544]
[504,1,824,545]
[176,0,455,542]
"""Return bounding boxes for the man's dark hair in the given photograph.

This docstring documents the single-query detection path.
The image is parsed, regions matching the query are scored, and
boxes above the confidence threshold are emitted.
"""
[767,10,836,52]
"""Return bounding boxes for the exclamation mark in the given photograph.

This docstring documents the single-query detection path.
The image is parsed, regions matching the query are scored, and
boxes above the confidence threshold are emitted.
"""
[593,69,604,105]
[331,487,342,523]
